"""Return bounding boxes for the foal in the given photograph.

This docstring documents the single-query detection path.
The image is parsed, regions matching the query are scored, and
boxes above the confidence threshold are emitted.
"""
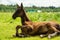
[15,23,60,38]
[12,3,60,38]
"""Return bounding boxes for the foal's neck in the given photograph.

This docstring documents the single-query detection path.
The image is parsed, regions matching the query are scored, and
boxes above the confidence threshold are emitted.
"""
[21,13,31,25]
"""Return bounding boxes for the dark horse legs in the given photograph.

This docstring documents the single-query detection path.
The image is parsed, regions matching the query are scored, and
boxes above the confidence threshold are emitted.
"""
[16,25,21,37]
[16,25,29,37]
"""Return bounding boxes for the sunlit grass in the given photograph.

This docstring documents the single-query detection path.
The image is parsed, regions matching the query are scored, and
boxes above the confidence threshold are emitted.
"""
[0,12,60,40]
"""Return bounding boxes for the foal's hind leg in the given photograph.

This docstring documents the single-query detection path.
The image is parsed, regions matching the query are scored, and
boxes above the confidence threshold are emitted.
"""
[47,23,60,32]
[47,26,60,38]
[48,32,58,39]
[40,32,58,39]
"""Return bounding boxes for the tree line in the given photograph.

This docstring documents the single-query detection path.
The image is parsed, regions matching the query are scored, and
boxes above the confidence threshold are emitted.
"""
[0,4,60,12]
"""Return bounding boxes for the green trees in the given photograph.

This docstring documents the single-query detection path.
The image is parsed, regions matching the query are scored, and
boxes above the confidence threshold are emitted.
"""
[0,4,60,12]
[0,5,16,12]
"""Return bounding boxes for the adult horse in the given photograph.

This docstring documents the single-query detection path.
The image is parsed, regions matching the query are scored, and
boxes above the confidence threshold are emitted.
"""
[12,3,60,38]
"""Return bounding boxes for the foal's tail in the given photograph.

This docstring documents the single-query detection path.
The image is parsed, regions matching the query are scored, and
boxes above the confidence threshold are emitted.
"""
[55,24,60,31]
[55,24,60,35]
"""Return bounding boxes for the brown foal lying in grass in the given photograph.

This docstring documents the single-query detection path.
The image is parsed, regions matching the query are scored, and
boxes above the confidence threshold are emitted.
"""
[15,22,60,38]
[12,3,60,38]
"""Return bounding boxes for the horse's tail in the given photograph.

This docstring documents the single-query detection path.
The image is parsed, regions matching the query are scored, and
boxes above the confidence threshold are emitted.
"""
[55,24,60,35]
[55,24,60,31]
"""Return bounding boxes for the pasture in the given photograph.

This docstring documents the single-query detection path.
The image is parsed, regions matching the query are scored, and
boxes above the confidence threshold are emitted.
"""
[0,12,60,40]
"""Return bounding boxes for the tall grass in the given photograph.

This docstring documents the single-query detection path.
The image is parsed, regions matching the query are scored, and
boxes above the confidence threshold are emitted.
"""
[27,12,60,23]
[0,12,60,40]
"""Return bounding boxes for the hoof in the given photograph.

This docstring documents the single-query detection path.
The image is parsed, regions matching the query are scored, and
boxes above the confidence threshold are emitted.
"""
[48,35,51,39]
[13,34,16,37]
[40,35,46,38]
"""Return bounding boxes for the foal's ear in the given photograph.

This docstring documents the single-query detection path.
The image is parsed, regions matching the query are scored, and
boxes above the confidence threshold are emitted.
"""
[21,3,23,9]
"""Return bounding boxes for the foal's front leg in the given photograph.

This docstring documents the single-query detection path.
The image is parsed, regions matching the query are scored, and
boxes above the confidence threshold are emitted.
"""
[16,25,30,37]
[16,25,22,37]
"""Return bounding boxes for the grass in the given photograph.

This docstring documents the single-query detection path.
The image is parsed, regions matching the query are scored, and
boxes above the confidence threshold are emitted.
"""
[0,12,60,40]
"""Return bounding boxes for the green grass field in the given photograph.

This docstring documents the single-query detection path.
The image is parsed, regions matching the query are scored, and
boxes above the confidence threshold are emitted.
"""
[0,12,60,40]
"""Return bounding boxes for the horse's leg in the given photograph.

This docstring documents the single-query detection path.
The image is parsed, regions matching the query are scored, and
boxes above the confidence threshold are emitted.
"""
[16,25,21,37]
[47,23,60,32]
[48,32,57,39]
[39,30,57,38]
[40,24,59,38]
[16,25,30,37]
[40,32,57,39]
[46,27,58,39]
[51,26,60,32]
[40,34,47,38]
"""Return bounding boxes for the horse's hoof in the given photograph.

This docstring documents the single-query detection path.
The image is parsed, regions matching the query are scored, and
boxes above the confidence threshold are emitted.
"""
[13,35,16,37]
[48,36,51,39]
[40,35,45,38]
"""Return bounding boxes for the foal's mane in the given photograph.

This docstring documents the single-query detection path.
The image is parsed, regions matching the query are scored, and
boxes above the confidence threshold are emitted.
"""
[19,3,31,25]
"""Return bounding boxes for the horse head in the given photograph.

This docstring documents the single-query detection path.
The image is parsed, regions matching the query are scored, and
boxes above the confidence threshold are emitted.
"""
[12,3,25,19]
